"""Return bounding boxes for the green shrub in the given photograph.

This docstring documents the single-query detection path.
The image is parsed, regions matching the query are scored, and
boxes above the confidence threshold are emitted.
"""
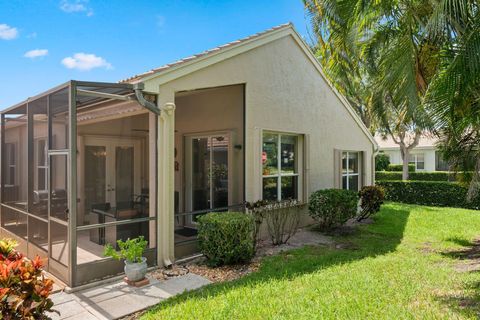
[246,199,304,246]
[376,171,475,182]
[376,180,480,209]
[376,171,451,181]
[198,212,255,266]
[385,164,416,172]
[308,189,358,230]
[375,153,390,171]
[357,185,385,221]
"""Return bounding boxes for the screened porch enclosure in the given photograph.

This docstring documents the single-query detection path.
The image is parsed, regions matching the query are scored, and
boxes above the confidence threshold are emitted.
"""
[0,81,158,287]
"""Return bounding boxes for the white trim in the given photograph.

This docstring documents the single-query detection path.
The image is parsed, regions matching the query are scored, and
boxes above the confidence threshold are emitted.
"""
[408,153,425,171]
[82,136,142,208]
[261,131,303,201]
[342,151,361,191]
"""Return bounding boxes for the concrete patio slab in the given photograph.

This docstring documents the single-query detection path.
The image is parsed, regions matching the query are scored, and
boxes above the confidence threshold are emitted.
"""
[49,273,211,320]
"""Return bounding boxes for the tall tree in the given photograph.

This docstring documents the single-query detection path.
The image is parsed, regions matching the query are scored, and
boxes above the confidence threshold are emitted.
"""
[426,1,480,198]
[304,0,441,179]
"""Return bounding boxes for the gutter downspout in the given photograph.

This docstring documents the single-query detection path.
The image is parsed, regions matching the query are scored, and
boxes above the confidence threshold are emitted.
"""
[133,82,174,268]
[372,143,380,184]
[133,83,160,115]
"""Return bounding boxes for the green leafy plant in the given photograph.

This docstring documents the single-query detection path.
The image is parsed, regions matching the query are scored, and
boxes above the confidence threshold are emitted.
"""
[246,199,305,246]
[0,239,56,319]
[104,236,147,263]
[198,212,255,266]
[385,164,415,172]
[377,181,480,209]
[308,189,358,230]
[357,186,385,221]
[376,171,453,182]
[375,153,390,171]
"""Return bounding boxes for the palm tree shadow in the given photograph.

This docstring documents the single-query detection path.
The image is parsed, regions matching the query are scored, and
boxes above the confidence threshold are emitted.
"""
[148,206,411,312]
[436,237,480,317]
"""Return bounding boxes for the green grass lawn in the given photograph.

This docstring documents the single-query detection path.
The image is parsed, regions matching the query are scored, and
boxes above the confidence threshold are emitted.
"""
[143,203,480,319]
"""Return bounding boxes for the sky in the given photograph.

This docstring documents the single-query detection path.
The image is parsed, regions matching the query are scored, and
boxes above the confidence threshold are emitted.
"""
[0,0,312,108]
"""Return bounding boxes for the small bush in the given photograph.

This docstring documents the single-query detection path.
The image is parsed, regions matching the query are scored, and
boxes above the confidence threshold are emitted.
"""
[246,199,304,246]
[104,236,147,263]
[376,180,480,209]
[308,189,358,230]
[198,212,255,266]
[0,239,56,319]
[385,164,415,172]
[376,171,451,182]
[357,186,385,221]
[375,153,390,171]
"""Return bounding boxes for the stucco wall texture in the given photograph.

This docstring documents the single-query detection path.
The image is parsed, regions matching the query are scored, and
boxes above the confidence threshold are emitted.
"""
[151,34,375,202]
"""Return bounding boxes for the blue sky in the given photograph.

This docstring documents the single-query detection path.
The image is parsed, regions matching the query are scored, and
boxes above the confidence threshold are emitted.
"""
[0,0,311,108]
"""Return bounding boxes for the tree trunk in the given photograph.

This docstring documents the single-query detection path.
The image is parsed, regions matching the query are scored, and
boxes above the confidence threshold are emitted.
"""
[400,146,410,180]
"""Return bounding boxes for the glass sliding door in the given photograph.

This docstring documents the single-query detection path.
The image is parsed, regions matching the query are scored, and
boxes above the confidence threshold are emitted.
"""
[185,134,230,224]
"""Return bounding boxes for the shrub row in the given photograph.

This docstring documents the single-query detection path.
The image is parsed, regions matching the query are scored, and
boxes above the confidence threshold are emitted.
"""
[385,164,416,172]
[376,180,480,209]
[376,171,451,181]
[376,171,475,182]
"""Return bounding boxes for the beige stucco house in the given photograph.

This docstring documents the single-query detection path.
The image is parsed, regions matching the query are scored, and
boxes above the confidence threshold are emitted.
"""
[0,23,376,288]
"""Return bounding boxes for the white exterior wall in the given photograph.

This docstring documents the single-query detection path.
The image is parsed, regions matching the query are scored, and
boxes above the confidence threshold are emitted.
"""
[148,35,375,201]
[382,148,437,171]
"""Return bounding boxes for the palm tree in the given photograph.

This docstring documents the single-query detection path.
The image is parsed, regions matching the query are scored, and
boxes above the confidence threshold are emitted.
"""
[425,1,480,198]
[304,0,438,179]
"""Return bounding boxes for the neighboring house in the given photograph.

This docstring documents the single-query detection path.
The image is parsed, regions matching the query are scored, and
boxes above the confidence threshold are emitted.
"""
[375,134,449,171]
[0,23,376,288]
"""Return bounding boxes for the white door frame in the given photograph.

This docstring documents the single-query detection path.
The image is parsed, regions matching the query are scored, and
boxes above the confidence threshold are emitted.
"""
[82,135,142,207]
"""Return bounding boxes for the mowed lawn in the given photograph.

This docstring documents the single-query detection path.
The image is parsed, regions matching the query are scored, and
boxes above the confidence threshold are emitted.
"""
[143,203,480,319]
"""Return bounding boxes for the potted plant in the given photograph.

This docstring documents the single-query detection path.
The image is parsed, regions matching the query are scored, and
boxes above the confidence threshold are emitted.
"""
[104,236,148,282]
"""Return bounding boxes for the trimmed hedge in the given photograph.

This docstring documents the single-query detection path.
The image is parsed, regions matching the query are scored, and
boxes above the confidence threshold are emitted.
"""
[376,171,474,182]
[385,164,415,172]
[198,212,255,266]
[308,189,358,230]
[376,180,480,209]
[376,171,450,182]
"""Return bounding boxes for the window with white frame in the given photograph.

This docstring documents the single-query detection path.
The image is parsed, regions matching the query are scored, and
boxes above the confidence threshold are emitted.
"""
[4,143,16,186]
[342,151,361,191]
[35,138,48,190]
[435,151,449,171]
[262,132,300,201]
[408,153,425,170]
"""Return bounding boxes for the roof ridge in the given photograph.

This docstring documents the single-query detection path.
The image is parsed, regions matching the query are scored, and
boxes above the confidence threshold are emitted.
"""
[119,22,293,83]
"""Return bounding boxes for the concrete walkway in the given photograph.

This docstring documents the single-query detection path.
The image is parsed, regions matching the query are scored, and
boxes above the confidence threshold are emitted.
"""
[48,273,211,320]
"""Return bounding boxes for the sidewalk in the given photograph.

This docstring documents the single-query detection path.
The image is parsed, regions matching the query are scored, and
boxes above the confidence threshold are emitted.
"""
[49,273,211,320]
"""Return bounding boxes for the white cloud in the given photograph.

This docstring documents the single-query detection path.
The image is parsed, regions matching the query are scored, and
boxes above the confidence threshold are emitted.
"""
[60,0,93,16]
[0,24,18,40]
[27,32,37,39]
[24,49,49,59]
[61,53,112,71]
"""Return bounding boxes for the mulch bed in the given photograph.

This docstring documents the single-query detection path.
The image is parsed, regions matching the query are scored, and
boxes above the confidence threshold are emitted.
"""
[146,259,261,283]
[185,259,260,283]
